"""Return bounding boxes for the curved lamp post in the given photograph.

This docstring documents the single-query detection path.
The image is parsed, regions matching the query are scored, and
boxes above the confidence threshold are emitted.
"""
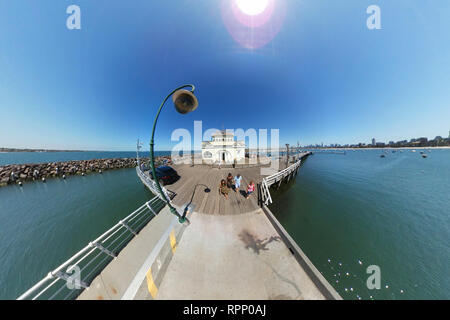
[150,84,198,223]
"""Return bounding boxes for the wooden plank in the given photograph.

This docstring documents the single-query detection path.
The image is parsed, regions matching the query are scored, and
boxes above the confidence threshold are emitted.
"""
[213,189,220,215]
[203,168,218,214]
[171,175,195,207]
[198,191,209,214]
[156,156,309,215]
[223,189,232,215]
[230,181,244,214]
[218,195,225,215]
[177,169,208,210]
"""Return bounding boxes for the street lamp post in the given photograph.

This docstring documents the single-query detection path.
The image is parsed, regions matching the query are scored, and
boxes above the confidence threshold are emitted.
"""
[149,84,198,224]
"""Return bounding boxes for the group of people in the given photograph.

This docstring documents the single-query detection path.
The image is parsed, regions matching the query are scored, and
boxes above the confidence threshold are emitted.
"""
[219,173,255,200]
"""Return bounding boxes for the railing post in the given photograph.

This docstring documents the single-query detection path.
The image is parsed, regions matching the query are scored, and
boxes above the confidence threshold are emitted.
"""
[53,271,89,289]
[119,220,137,235]
[146,201,157,216]
[90,242,116,258]
[277,178,282,189]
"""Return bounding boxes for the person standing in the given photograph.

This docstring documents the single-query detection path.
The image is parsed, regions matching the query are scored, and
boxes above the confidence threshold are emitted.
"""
[234,174,242,192]
[226,173,234,190]
[246,181,255,199]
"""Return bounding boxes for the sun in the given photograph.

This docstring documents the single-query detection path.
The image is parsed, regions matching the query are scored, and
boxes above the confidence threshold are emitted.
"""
[235,0,270,16]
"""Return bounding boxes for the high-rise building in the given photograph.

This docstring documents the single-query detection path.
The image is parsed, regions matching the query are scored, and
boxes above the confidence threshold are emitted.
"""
[372,138,376,146]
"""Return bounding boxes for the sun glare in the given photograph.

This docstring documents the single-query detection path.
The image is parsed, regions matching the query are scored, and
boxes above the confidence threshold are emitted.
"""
[223,0,285,49]
[235,0,269,16]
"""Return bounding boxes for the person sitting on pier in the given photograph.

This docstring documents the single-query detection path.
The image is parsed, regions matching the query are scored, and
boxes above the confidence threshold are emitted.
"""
[226,173,235,190]
[246,181,255,199]
[219,179,229,199]
[234,174,242,192]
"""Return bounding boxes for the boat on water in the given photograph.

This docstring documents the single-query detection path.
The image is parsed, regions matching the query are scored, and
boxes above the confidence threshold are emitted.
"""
[412,150,416,152]
[380,154,386,158]
[422,154,428,158]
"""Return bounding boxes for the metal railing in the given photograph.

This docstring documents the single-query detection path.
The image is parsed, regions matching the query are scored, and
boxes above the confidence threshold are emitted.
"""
[17,196,166,300]
[136,166,175,201]
[264,159,302,186]
[260,179,273,205]
[260,158,303,205]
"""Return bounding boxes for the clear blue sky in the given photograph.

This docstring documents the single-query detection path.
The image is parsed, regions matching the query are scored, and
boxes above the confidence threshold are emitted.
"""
[1,0,449,151]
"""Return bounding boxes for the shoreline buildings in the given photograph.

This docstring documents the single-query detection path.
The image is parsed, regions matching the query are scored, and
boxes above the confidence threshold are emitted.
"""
[303,131,450,149]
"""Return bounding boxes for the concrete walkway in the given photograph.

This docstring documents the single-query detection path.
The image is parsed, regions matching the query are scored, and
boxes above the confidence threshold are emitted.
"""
[155,209,325,300]
[77,206,176,300]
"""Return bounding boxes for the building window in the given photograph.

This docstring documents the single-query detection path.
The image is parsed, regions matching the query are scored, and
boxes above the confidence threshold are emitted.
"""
[203,151,212,158]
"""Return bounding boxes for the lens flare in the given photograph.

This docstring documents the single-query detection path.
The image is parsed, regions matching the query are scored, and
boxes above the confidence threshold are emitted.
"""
[235,0,269,16]
[222,0,286,49]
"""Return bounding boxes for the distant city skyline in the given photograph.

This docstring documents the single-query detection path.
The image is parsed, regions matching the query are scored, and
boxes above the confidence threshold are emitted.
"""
[303,130,450,148]
[1,1,450,151]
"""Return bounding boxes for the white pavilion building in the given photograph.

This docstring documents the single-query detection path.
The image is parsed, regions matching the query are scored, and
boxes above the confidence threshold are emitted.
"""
[202,131,245,164]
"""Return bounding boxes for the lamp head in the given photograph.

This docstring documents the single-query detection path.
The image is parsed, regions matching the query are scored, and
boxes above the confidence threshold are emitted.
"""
[172,89,198,114]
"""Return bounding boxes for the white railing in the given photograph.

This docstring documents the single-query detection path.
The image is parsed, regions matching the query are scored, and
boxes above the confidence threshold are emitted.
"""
[17,196,165,300]
[264,159,302,186]
[260,157,303,205]
[260,179,273,205]
[136,167,174,201]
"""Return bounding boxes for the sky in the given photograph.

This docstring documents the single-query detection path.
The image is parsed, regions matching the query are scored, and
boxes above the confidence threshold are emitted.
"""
[0,0,449,151]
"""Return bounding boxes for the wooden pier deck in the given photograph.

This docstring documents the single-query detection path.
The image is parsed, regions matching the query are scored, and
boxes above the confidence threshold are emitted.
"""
[146,160,291,216]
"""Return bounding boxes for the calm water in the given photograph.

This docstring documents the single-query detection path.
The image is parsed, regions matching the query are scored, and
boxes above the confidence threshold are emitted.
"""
[0,151,172,166]
[270,149,450,300]
[0,167,153,299]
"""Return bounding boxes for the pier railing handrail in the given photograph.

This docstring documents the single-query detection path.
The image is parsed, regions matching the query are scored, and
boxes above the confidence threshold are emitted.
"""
[261,155,305,205]
[17,196,166,300]
[136,166,174,201]
[264,158,302,186]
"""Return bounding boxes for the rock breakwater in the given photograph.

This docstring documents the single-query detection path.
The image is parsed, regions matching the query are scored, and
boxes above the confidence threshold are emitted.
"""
[0,156,172,186]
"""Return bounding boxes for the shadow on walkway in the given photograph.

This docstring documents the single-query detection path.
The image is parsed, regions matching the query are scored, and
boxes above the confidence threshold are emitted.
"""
[238,229,281,255]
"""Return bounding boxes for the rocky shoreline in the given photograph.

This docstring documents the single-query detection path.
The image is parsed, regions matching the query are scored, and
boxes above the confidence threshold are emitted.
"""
[0,156,172,187]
